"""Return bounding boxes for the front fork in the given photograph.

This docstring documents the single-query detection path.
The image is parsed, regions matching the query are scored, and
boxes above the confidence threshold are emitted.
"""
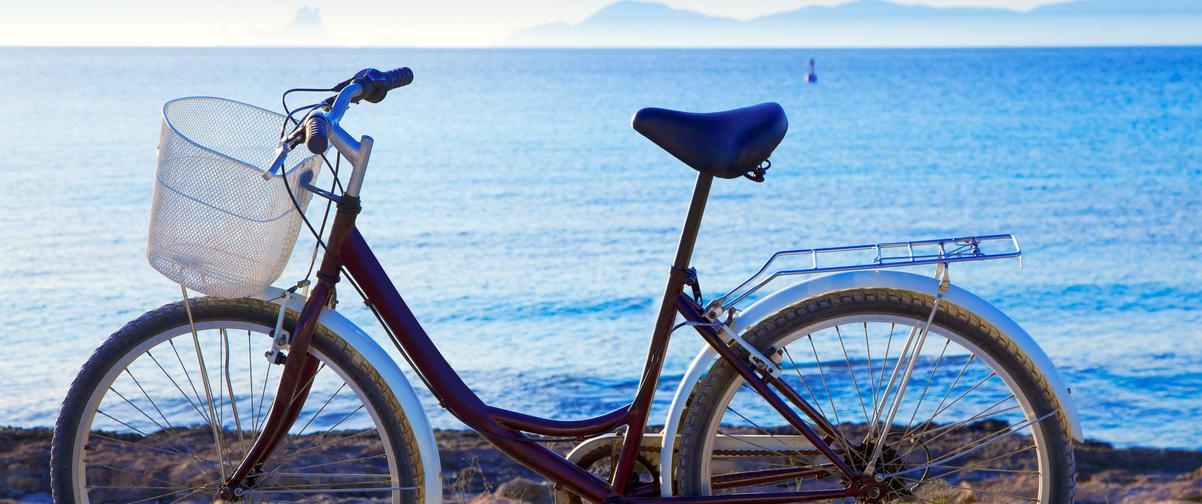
[218,283,329,498]
[220,195,362,498]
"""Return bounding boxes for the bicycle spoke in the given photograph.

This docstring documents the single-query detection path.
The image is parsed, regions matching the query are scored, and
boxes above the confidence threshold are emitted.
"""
[885,411,1054,479]
[920,443,1038,479]
[294,381,347,437]
[167,339,212,425]
[252,479,394,490]
[782,347,827,419]
[288,452,388,472]
[247,330,256,433]
[217,329,226,453]
[929,464,1038,475]
[866,292,945,470]
[918,445,1033,476]
[147,350,210,426]
[255,357,274,434]
[86,461,194,488]
[262,408,372,478]
[834,326,871,425]
[107,386,170,435]
[904,354,975,438]
[221,329,247,455]
[271,472,394,478]
[89,433,217,468]
[89,484,191,490]
[242,360,341,487]
[803,334,853,450]
[724,403,811,461]
[249,362,325,451]
[904,369,998,441]
[906,395,1018,450]
[242,486,417,495]
[902,339,951,431]
[274,424,374,463]
[92,428,218,475]
[95,410,154,441]
[166,486,215,504]
[867,324,920,439]
[874,323,896,410]
[863,323,878,414]
[109,377,213,468]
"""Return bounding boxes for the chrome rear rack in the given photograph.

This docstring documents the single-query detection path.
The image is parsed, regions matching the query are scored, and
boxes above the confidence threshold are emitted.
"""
[711,234,1021,312]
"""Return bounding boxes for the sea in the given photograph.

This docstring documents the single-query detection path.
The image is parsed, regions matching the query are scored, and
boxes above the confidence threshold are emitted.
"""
[0,47,1198,449]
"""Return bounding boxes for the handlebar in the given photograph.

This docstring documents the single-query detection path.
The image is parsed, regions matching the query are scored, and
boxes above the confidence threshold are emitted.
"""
[342,67,414,104]
[314,67,413,150]
[263,67,412,178]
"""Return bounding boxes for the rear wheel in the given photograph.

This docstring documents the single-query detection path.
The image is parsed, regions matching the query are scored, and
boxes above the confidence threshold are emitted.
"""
[51,297,424,503]
[675,289,1075,502]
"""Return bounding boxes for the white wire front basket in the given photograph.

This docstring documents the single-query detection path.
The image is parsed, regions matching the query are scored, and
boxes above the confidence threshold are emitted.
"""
[148,97,323,298]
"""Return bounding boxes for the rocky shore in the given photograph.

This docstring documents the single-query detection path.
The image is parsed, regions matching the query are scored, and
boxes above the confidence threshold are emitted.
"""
[2,426,1200,503]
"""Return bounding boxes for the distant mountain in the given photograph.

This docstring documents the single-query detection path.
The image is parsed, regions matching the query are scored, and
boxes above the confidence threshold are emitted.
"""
[506,2,740,47]
[761,0,1019,19]
[502,0,1202,47]
[259,7,336,46]
[1030,0,1202,15]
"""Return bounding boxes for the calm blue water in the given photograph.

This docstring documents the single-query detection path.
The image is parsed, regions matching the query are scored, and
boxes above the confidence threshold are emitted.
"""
[0,48,1199,449]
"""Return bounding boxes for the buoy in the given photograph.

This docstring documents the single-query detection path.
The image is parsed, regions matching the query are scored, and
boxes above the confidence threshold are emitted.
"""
[806,58,817,84]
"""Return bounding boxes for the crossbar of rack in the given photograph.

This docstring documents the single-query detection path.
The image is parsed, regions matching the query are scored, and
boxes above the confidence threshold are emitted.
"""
[712,234,1021,311]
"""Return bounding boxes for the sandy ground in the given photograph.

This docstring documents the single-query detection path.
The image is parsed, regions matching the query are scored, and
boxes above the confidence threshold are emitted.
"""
[2,426,1200,503]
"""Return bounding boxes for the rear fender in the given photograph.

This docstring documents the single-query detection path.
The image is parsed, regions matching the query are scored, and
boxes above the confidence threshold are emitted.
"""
[656,270,1082,497]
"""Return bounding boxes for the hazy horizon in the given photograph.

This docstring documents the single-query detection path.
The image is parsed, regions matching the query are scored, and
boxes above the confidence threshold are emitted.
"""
[5,0,1202,48]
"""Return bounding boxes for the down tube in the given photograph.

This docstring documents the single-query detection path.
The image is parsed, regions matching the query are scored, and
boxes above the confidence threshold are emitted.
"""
[337,228,614,501]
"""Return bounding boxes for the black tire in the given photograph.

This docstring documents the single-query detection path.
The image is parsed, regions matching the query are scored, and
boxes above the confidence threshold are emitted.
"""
[562,440,659,504]
[50,297,424,503]
[674,288,1076,502]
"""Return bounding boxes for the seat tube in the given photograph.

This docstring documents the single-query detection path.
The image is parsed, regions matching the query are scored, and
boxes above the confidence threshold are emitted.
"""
[611,172,713,492]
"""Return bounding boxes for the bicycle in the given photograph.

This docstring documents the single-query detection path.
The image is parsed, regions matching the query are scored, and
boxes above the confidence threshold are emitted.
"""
[51,67,1081,503]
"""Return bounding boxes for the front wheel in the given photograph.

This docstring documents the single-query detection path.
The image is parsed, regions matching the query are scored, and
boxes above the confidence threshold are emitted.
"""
[50,297,424,503]
[675,288,1076,502]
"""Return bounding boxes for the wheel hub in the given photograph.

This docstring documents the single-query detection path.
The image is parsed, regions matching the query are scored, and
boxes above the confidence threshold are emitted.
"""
[844,442,913,502]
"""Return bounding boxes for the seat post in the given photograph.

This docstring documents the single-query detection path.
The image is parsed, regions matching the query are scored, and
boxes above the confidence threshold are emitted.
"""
[671,172,714,272]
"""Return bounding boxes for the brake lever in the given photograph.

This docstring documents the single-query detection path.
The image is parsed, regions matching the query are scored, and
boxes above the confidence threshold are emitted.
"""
[261,141,291,180]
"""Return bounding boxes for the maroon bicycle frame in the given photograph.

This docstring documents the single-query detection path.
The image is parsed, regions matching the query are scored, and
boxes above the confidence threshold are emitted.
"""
[223,173,875,502]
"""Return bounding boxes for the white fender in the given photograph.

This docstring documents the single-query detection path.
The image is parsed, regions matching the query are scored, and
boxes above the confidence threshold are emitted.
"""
[258,287,442,504]
[657,270,1082,497]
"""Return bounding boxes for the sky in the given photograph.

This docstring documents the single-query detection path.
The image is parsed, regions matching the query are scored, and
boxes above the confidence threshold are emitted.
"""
[1,0,1073,47]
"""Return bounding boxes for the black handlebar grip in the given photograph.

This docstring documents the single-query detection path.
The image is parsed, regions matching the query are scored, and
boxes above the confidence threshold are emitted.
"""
[304,115,329,154]
[352,67,414,103]
[381,67,414,91]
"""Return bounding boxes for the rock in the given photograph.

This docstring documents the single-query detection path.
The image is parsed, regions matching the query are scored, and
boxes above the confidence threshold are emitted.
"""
[0,428,52,499]
[955,480,978,503]
[469,477,554,504]
[3,426,1202,503]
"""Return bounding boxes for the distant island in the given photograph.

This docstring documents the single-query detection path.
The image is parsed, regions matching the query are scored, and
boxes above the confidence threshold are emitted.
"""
[503,0,1202,47]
